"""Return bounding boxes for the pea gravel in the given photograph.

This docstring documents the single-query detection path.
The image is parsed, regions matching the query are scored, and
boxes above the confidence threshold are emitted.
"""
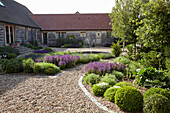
[0,65,107,113]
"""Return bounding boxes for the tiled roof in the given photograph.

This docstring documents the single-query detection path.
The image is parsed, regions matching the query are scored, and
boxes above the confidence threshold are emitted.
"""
[31,13,112,31]
[0,0,40,28]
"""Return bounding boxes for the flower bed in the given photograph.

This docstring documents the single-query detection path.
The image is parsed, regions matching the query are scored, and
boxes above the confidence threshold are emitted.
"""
[82,56,170,112]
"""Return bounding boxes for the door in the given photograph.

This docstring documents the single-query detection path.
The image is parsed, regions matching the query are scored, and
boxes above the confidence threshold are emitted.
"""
[43,33,47,44]
[96,32,102,44]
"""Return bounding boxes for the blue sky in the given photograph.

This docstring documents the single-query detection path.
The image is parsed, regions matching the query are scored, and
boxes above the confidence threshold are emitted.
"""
[15,0,115,14]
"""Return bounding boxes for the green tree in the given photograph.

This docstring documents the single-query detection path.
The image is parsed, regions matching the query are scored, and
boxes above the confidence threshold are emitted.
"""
[136,0,170,69]
[109,0,148,55]
[136,0,169,51]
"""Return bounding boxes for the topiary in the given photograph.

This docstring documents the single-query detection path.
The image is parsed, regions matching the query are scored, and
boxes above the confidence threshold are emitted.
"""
[23,58,35,73]
[144,87,170,101]
[83,73,100,86]
[115,86,143,112]
[44,68,56,75]
[143,94,170,113]
[111,70,124,80]
[91,82,110,96]
[104,86,120,102]
[101,74,118,86]
[114,81,132,87]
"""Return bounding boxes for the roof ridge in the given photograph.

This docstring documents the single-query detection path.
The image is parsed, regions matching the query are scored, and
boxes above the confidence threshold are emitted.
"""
[31,13,109,16]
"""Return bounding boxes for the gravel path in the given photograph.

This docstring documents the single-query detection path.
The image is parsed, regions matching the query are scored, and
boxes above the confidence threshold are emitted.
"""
[0,65,107,112]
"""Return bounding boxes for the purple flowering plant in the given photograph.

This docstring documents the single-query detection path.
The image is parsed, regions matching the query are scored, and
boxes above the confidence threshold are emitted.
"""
[43,54,80,69]
[33,50,49,53]
[84,62,126,76]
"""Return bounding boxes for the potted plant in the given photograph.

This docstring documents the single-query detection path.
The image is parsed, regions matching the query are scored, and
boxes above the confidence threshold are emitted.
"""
[15,41,20,46]
[9,43,14,48]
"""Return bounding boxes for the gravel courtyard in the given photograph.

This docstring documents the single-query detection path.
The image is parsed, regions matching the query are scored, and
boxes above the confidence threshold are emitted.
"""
[0,65,107,112]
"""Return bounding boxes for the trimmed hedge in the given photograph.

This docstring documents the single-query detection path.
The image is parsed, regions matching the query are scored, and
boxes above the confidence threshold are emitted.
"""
[104,86,120,102]
[115,86,143,112]
[91,82,110,96]
[144,87,170,101]
[143,94,170,113]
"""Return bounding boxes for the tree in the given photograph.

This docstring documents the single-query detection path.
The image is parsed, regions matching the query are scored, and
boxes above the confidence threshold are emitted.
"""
[135,0,169,69]
[109,0,148,55]
[136,0,169,51]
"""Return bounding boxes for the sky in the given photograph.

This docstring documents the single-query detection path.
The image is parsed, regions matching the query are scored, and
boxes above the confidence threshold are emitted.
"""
[14,0,115,14]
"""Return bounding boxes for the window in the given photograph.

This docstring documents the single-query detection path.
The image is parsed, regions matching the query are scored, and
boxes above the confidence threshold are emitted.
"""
[5,25,14,44]
[96,32,101,37]
[0,1,5,7]
[106,32,112,38]
[80,32,86,37]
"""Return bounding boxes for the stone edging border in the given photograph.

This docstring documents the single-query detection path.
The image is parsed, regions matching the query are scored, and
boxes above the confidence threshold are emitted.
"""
[78,75,116,113]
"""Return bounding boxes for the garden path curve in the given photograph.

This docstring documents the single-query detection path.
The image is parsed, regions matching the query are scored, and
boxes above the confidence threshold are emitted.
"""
[0,65,107,112]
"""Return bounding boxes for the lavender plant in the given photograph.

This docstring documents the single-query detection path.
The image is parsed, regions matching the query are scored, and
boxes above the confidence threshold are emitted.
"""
[85,62,126,76]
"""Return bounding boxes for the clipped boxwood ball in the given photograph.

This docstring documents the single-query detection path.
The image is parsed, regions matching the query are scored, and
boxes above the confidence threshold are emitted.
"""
[91,82,110,96]
[144,87,170,101]
[44,68,56,75]
[114,81,132,87]
[143,94,170,113]
[104,86,120,102]
[115,86,143,112]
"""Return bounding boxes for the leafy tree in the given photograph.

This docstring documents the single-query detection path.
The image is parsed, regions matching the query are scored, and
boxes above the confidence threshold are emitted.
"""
[135,0,170,69]
[136,0,169,51]
[109,0,148,55]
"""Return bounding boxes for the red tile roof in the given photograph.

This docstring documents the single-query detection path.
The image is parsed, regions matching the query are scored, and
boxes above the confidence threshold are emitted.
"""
[30,13,112,31]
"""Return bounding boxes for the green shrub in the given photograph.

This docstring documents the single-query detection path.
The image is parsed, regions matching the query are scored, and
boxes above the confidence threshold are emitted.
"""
[44,47,53,52]
[91,82,110,96]
[89,54,100,62]
[23,58,35,73]
[111,42,122,57]
[111,70,124,80]
[63,44,72,48]
[135,68,165,87]
[113,56,130,64]
[144,87,170,101]
[34,62,60,74]
[115,86,143,112]
[44,68,56,75]
[79,56,90,64]
[143,94,170,113]
[101,74,118,86]
[5,58,23,73]
[104,86,120,102]
[140,51,159,69]
[114,81,132,87]
[7,53,17,59]
[98,53,115,59]
[83,73,100,86]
